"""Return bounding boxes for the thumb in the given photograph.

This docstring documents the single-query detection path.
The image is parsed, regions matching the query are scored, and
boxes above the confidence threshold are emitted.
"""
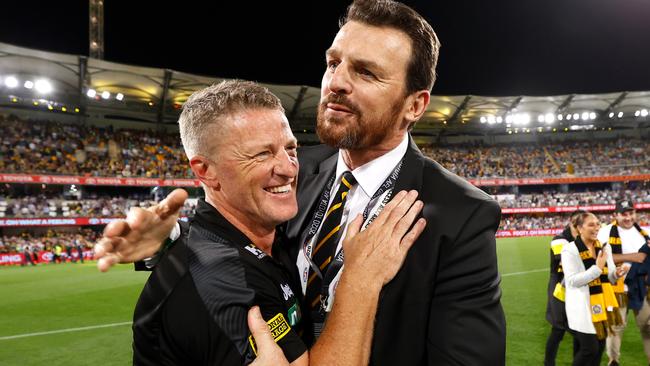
[248,306,275,352]
[344,214,364,242]
[156,189,188,220]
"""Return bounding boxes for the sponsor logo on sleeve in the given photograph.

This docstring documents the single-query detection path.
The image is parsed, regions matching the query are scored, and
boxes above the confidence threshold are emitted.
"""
[248,312,292,355]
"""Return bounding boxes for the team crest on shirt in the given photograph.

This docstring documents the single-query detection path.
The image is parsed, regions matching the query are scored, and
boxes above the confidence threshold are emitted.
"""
[592,304,603,315]
[244,244,266,259]
[280,283,294,300]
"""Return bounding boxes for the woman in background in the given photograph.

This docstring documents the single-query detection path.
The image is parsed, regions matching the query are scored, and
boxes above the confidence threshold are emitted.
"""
[562,211,627,366]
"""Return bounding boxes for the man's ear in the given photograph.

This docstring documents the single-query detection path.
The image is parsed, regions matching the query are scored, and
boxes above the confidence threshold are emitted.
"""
[403,90,431,129]
[189,155,220,190]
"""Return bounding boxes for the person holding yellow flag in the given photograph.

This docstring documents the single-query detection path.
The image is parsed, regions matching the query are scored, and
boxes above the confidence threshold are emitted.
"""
[562,211,628,366]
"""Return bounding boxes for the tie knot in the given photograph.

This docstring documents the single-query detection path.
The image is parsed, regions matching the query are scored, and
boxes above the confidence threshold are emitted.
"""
[340,171,356,189]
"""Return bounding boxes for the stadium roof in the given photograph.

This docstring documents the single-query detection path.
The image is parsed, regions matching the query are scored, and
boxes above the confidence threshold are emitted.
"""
[1,41,648,138]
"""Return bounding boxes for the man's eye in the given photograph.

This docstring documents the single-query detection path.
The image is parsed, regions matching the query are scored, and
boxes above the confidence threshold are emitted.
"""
[286,146,297,157]
[255,151,271,159]
[327,61,339,70]
[359,69,375,78]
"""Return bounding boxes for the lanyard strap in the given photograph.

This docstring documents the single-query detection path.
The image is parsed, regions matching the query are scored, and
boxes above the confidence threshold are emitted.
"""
[302,160,404,312]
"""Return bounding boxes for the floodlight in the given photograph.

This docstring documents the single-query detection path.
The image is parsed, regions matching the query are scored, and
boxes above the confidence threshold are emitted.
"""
[4,76,18,88]
[34,79,52,94]
[101,91,110,99]
[116,93,124,101]
[545,113,555,123]
[87,89,97,98]
[24,80,34,89]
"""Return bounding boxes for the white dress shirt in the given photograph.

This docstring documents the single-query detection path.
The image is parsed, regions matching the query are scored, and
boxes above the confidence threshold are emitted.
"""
[296,133,409,311]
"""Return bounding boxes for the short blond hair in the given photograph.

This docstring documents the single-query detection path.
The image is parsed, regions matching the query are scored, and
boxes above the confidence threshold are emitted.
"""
[178,80,285,158]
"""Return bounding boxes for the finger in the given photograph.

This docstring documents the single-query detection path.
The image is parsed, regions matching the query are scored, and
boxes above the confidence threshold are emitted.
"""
[97,254,119,272]
[390,200,424,240]
[155,189,189,220]
[400,218,426,252]
[345,214,364,241]
[370,190,408,227]
[103,219,129,238]
[247,306,276,351]
[382,190,419,229]
[126,207,150,232]
[93,239,114,258]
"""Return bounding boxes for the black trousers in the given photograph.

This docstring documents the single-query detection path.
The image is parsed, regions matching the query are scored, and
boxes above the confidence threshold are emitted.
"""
[570,330,605,366]
[545,327,579,366]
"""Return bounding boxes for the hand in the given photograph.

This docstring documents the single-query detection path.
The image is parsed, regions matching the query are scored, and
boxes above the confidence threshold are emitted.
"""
[248,306,289,366]
[595,249,607,270]
[342,190,426,287]
[616,264,630,277]
[93,188,188,272]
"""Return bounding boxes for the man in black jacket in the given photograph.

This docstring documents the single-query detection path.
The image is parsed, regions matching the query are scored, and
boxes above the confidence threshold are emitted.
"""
[96,1,506,364]
[129,80,425,366]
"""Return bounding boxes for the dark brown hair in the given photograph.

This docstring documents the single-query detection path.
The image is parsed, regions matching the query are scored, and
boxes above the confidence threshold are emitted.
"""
[573,211,596,229]
[340,0,441,93]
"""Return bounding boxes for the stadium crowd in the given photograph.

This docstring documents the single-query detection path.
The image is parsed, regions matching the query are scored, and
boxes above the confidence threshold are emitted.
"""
[0,194,197,218]
[1,116,648,180]
[421,138,648,178]
[0,115,192,179]
[0,229,97,254]
[500,212,650,231]
[495,188,650,208]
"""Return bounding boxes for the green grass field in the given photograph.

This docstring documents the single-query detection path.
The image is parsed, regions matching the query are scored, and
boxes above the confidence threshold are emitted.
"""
[0,237,648,365]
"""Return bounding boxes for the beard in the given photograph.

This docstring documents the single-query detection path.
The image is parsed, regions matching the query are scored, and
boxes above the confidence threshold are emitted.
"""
[316,94,404,150]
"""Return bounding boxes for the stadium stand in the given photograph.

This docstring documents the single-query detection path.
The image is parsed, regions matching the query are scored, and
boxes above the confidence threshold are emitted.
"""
[0,40,648,265]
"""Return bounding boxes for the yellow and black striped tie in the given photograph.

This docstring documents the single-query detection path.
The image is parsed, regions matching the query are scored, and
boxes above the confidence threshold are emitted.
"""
[306,171,357,311]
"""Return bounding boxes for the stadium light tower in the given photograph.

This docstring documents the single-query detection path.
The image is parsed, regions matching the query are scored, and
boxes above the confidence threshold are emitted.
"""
[89,0,104,59]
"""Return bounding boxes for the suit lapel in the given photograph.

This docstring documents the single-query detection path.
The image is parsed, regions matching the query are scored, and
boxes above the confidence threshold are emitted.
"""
[393,135,425,195]
[288,152,338,249]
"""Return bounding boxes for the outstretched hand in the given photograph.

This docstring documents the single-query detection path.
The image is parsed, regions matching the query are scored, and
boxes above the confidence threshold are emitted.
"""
[94,188,188,272]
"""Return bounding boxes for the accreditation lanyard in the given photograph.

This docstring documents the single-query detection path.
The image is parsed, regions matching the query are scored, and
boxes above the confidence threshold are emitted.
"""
[301,160,403,312]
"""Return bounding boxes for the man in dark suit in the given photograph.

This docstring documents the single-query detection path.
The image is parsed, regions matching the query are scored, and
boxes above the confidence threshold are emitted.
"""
[287,1,505,364]
[96,0,505,364]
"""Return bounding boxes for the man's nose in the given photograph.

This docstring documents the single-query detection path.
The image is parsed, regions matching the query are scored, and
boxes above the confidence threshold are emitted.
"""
[326,63,352,95]
[274,150,298,178]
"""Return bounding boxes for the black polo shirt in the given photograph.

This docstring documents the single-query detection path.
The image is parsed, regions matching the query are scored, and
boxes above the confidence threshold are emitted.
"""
[133,199,307,365]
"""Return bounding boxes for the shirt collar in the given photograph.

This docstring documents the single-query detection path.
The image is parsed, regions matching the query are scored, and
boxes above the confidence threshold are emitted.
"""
[193,198,288,260]
[193,198,253,248]
[334,133,409,197]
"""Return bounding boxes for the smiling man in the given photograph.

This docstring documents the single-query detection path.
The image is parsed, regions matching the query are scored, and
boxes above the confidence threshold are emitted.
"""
[130,80,425,366]
[97,1,506,364]
[598,199,650,366]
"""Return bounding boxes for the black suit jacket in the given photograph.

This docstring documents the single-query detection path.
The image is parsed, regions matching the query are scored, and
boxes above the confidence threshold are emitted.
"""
[284,136,506,365]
